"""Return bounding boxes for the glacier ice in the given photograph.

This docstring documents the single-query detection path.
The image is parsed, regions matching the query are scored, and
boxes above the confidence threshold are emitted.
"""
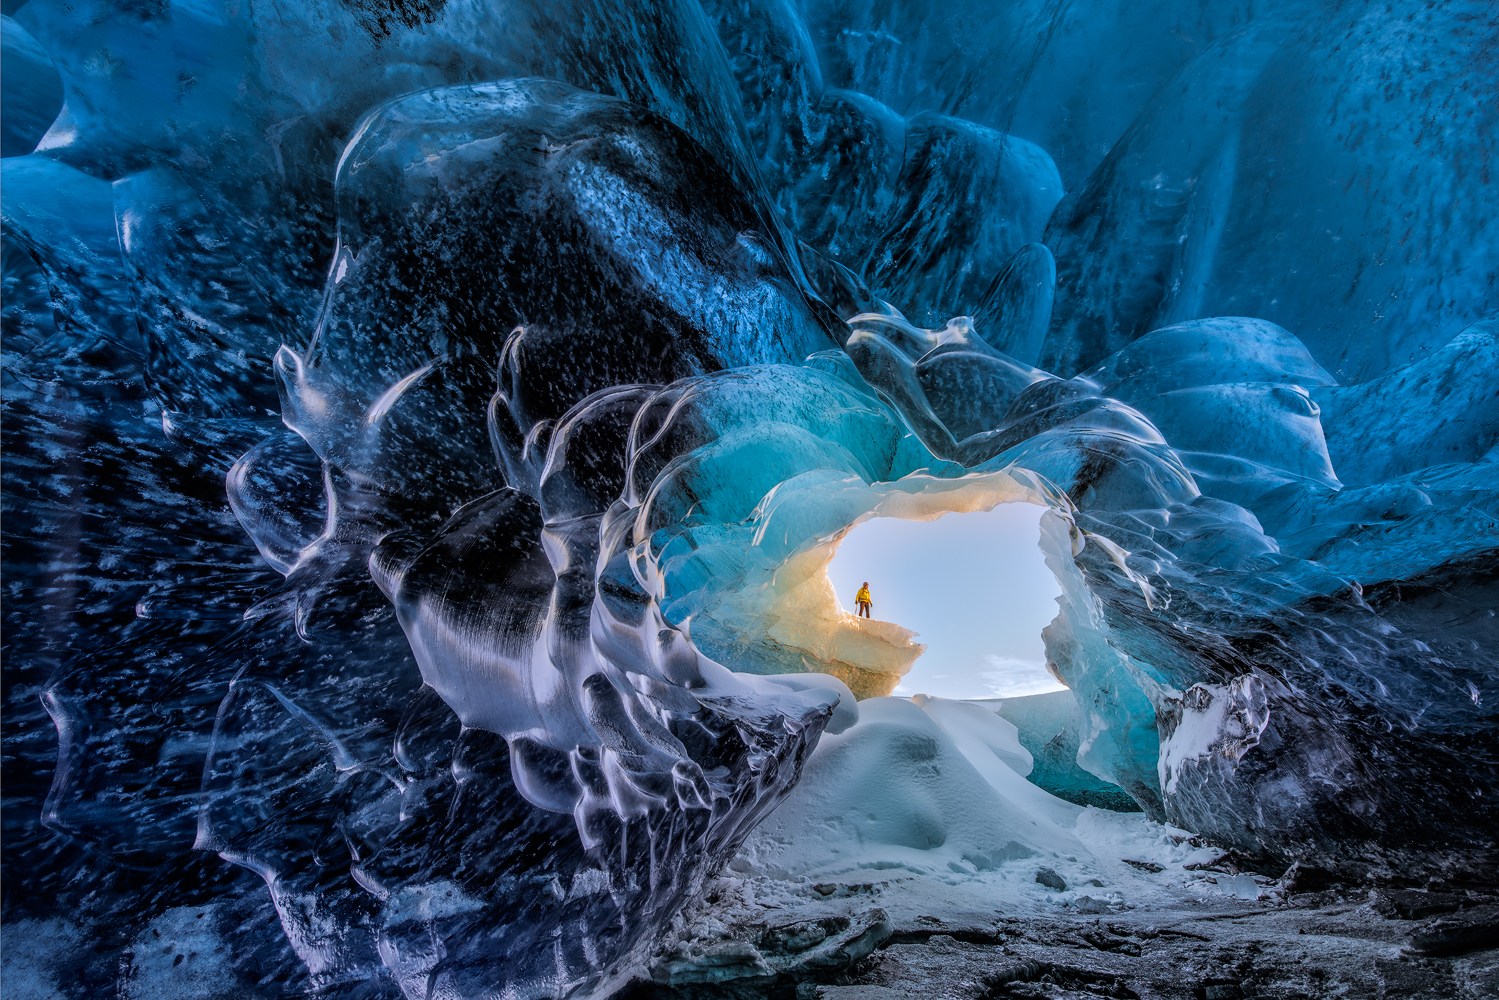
[984,689,1141,813]
[2,0,1497,996]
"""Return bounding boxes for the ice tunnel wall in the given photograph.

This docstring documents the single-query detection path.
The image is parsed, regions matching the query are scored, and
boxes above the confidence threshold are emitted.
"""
[2,0,1497,996]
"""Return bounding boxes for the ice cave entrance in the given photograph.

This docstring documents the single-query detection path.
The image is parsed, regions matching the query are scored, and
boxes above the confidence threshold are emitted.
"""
[826,503,1067,701]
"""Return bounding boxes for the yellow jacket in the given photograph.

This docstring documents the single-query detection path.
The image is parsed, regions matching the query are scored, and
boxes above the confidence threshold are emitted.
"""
[855,586,871,604]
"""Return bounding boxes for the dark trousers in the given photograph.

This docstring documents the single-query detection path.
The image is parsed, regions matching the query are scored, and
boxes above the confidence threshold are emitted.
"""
[857,601,871,618]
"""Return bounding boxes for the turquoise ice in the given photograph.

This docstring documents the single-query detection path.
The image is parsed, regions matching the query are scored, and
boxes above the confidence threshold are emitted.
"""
[2,0,1495,996]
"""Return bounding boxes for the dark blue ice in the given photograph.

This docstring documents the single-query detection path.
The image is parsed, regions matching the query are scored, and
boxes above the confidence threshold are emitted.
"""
[2,0,1495,996]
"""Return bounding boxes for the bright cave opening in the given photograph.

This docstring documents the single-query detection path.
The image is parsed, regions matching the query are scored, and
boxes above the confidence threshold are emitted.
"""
[826,503,1068,701]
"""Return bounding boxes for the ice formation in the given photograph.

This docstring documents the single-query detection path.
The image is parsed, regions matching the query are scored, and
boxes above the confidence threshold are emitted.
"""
[2,0,1496,997]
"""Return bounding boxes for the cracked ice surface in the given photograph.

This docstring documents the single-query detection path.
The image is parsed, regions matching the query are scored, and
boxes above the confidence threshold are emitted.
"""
[2,0,1496,997]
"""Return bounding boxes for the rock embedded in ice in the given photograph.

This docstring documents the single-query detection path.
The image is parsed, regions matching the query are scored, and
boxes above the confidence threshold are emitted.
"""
[1036,868,1067,892]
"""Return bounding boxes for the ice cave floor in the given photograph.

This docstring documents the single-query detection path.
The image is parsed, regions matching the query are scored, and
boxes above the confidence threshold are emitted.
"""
[8,693,1496,999]
[609,696,1499,1000]
[624,876,1499,1000]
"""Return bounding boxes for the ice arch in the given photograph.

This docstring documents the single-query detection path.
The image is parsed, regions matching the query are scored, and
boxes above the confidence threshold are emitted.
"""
[5,0,1496,995]
[657,453,1068,700]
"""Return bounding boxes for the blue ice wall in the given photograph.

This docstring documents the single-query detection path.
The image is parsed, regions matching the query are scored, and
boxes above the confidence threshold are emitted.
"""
[2,0,1496,996]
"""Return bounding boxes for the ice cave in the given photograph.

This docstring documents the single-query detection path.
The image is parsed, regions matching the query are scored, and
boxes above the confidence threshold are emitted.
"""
[1,0,1496,998]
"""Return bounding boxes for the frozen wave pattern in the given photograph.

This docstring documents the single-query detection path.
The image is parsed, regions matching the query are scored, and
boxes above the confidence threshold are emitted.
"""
[2,0,1497,997]
[192,81,856,997]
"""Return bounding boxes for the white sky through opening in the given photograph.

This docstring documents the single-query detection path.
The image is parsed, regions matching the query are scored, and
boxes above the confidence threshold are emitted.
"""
[826,503,1067,700]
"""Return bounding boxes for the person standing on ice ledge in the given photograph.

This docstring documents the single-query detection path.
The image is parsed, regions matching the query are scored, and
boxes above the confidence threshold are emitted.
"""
[855,582,873,618]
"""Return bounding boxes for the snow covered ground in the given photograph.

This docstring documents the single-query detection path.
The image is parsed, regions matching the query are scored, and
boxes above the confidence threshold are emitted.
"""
[624,695,1499,1000]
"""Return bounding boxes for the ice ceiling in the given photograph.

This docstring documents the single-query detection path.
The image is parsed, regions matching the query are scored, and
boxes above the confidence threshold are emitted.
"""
[2,0,1496,997]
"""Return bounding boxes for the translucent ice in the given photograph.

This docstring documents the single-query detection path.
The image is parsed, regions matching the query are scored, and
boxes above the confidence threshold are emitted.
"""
[3,0,1496,996]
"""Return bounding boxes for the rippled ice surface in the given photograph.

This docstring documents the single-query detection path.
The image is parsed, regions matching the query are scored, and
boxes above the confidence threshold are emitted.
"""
[2,0,1496,996]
